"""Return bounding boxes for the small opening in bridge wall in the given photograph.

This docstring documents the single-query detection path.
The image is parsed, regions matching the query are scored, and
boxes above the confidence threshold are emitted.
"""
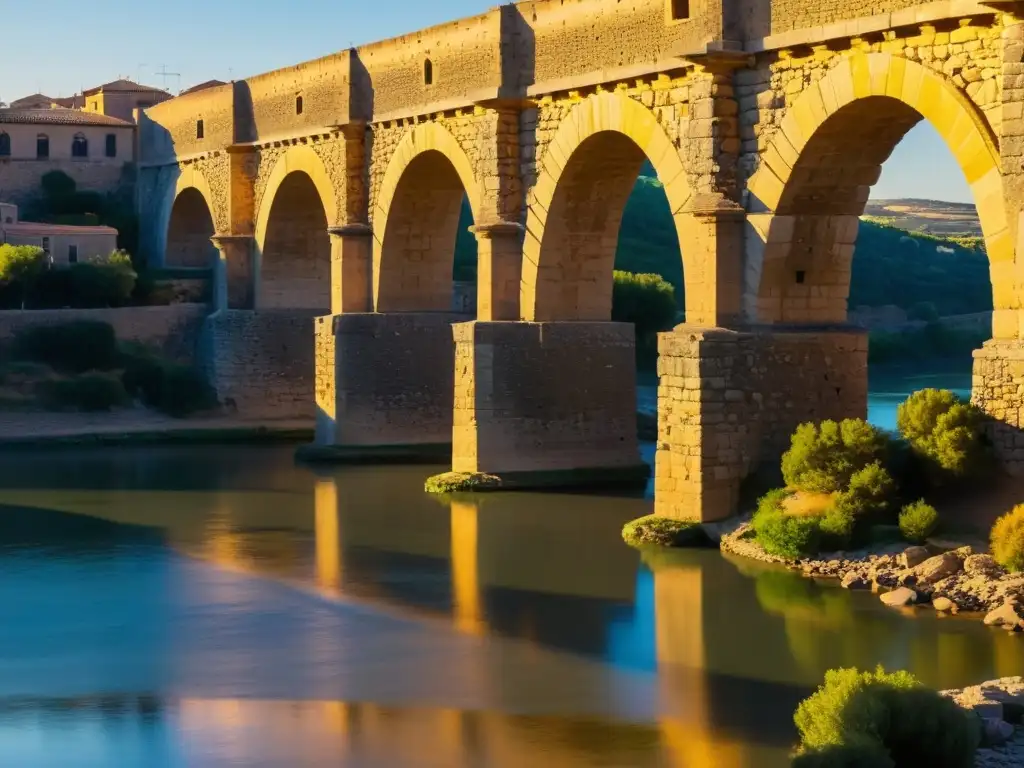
[296,95,304,115]
[424,58,433,86]
[669,0,689,20]
[795,270,806,284]
[196,120,205,140]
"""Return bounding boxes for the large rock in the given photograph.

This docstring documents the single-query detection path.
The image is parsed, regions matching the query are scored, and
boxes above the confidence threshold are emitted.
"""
[933,596,956,613]
[880,587,919,608]
[899,546,931,569]
[965,554,1005,579]
[984,599,1024,631]
[914,552,963,585]
[841,572,870,590]
[981,717,1016,747]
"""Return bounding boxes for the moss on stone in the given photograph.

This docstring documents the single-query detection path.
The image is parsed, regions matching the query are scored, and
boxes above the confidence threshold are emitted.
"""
[424,471,502,494]
[621,514,708,548]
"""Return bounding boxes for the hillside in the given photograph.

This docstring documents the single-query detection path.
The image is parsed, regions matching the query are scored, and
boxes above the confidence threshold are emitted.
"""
[453,181,991,317]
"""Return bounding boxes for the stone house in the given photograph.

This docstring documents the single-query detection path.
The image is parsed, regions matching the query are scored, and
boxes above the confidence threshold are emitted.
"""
[0,202,117,265]
[79,79,172,124]
[0,108,136,209]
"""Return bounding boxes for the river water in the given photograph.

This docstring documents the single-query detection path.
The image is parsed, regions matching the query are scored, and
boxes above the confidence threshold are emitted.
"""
[0,368,1016,767]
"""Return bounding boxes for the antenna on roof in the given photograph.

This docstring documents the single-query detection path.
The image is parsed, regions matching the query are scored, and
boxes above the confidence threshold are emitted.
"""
[155,65,181,92]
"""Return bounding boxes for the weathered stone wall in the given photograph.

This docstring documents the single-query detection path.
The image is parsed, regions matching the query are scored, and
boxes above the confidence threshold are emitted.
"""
[655,325,868,521]
[765,0,924,37]
[452,320,641,475]
[973,340,1024,474]
[314,312,465,448]
[140,84,236,164]
[198,309,317,420]
[0,159,129,210]
[0,304,207,364]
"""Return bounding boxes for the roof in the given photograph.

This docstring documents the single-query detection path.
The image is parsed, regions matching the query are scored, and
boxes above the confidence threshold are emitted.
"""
[3,222,118,236]
[83,79,170,96]
[0,108,133,127]
[9,93,54,108]
[181,80,227,96]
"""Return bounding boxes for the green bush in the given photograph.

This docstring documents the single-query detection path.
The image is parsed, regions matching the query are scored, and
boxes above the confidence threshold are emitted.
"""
[121,354,216,418]
[896,389,988,479]
[782,420,889,494]
[843,462,896,519]
[791,744,895,768]
[990,504,1024,573]
[794,666,979,768]
[612,270,677,370]
[898,500,939,545]
[752,490,821,560]
[12,321,119,373]
[36,373,129,412]
[67,253,136,308]
[819,503,857,551]
[0,244,47,308]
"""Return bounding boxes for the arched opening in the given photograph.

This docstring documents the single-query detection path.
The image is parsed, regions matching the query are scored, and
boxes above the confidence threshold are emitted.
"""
[377,149,474,314]
[260,170,330,310]
[165,187,216,268]
[295,95,304,115]
[749,61,1003,436]
[0,132,10,157]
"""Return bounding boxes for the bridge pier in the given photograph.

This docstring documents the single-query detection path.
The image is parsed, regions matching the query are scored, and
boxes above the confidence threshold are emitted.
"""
[654,325,868,522]
[210,234,255,310]
[450,321,649,488]
[308,312,465,461]
[973,340,1024,476]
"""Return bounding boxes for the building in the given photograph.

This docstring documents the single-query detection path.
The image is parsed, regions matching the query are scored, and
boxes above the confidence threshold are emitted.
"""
[0,108,136,209]
[0,202,117,265]
[80,79,172,124]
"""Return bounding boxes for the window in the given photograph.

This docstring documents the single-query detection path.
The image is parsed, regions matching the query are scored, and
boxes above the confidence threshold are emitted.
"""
[105,133,117,158]
[296,95,304,115]
[68,244,79,264]
[72,133,88,158]
[669,0,689,20]
[41,237,50,255]
[424,58,433,86]
[0,133,9,157]
[795,270,806,284]
[90,101,98,110]
[36,134,49,159]
[196,119,204,139]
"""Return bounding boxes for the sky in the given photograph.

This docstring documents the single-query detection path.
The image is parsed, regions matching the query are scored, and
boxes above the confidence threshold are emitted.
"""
[0,0,973,204]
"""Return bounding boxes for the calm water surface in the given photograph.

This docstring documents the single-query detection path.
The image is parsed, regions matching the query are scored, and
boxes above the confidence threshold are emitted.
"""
[0,368,1017,767]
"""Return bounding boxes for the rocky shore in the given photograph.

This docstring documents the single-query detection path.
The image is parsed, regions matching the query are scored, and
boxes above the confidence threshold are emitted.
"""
[942,678,1024,766]
[719,523,1024,631]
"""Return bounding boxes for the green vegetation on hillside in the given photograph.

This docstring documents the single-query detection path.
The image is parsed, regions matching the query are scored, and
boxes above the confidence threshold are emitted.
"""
[453,172,991,318]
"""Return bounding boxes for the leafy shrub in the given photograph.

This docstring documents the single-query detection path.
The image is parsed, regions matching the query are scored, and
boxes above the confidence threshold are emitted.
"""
[896,389,989,479]
[990,504,1024,573]
[36,373,128,412]
[752,490,821,560]
[819,503,857,551]
[792,744,895,768]
[67,253,136,308]
[794,666,979,768]
[12,321,119,373]
[898,500,939,545]
[0,244,47,307]
[782,420,889,494]
[843,462,896,519]
[122,353,215,418]
[612,270,677,369]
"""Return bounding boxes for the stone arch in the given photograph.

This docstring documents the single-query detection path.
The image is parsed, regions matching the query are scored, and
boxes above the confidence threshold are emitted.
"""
[162,166,219,268]
[745,53,1011,333]
[520,91,695,323]
[372,122,481,312]
[254,146,339,310]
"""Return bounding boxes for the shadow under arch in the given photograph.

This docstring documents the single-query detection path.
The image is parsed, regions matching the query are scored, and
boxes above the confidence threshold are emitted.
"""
[253,145,338,310]
[520,91,697,324]
[157,165,220,268]
[371,122,483,312]
[745,52,1010,333]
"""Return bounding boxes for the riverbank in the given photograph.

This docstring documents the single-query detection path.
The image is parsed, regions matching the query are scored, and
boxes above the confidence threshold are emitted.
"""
[0,410,312,447]
[942,677,1024,765]
[717,520,1024,630]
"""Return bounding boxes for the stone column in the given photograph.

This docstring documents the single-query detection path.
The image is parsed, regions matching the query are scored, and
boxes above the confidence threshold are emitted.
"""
[973,340,1024,475]
[677,195,746,328]
[327,224,373,314]
[471,221,523,321]
[210,234,255,310]
[450,320,649,489]
[655,325,867,522]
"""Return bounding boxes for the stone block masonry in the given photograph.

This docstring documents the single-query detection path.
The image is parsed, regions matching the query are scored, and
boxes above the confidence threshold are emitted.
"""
[198,309,317,421]
[973,340,1024,475]
[656,325,868,522]
[313,312,467,456]
[451,321,648,487]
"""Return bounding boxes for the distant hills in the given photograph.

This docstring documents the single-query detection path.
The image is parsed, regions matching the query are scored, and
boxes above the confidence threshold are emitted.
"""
[862,199,982,237]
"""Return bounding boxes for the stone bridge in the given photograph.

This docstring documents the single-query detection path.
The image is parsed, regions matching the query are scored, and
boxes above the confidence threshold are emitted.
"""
[138,0,1024,521]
